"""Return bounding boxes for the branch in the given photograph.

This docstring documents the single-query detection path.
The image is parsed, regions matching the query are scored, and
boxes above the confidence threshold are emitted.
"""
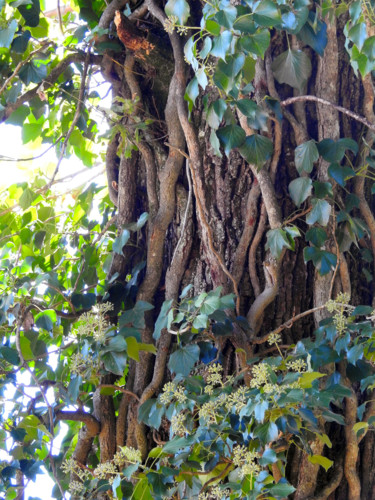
[281,95,375,133]
[97,384,140,402]
[2,52,102,122]
[55,410,100,435]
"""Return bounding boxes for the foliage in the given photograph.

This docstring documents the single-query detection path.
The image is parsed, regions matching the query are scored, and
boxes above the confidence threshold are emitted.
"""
[1,0,375,498]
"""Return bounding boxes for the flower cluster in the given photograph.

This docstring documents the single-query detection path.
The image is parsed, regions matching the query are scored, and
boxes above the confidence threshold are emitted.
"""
[61,457,91,494]
[286,359,307,373]
[164,15,178,34]
[198,486,230,499]
[225,386,248,413]
[171,412,188,436]
[326,292,352,336]
[232,445,261,479]
[73,302,113,343]
[268,332,282,345]
[114,445,142,465]
[250,362,270,388]
[206,363,223,386]
[70,352,99,376]
[159,381,186,404]
[94,461,118,482]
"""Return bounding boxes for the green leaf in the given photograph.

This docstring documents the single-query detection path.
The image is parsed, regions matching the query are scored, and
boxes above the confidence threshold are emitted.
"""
[18,60,47,85]
[267,482,295,497]
[165,0,190,24]
[254,421,279,443]
[265,228,293,258]
[353,421,369,436]
[0,347,20,366]
[16,0,40,27]
[317,138,358,162]
[113,229,130,255]
[308,455,333,472]
[305,227,327,247]
[295,140,319,174]
[207,100,227,129]
[306,198,331,226]
[288,177,312,207]
[298,371,325,388]
[0,19,18,49]
[272,49,312,90]
[184,76,199,115]
[168,344,200,376]
[102,351,127,376]
[313,181,333,199]
[35,310,56,331]
[214,4,237,29]
[298,13,328,56]
[153,299,173,340]
[238,30,270,57]
[303,247,337,275]
[162,435,196,453]
[205,19,221,36]
[216,125,246,155]
[347,344,364,365]
[348,22,367,51]
[210,31,233,60]
[19,188,37,209]
[239,134,273,166]
[253,0,281,27]
[101,336,128,354]
[328,163,356,187]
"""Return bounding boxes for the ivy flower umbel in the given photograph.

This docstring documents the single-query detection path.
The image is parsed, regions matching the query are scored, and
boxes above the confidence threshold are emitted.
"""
[268,332,282,345]
[232,445,261,479]
[326,292,352,336]
[225,386,248,413]
[171,412,188,436]
[73,302,113,343]
[159,381,187,404]
[114,446,142,465]
[94,461,118,481]
[206,363,223,386]
[164,15,178,33]
[250,362,270,388]
[286,359,307,373]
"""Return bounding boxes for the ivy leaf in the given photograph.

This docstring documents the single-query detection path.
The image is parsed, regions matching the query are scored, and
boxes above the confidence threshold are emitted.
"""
[347,344,364,365]
[209,129,222,158]
[184,76,199,115]
[102,351,127,376]
[238,30,270,57]
[254,421,279,443]
[153,299,173,340]
[18,61,47,85]
[17,0,40,27]
[0,20,18,49]
[216,125,246,154]
[168,344,200,376]
[295,140,319,174]
[305,227,327,247]
[298,13,328,56]
[253,0,282,27]
[288,177,312,207]
[308,455,333,472]
[265,228,293,258]
[272,49,312,90]
[214,3,237,29]
[304,247,337,275]
[267,482,296,497]
[165,0,190,24]
[210,30,233,60]
[11,30,31,53]
[348,22,367,51]
[328,163,356,187]
[317,138,358,162]
[239,134,273,166]
[112,229,130,255]
[0,347,20,366]
[313,181,333,199]
[207,99,227,129]
[306,198,331,226]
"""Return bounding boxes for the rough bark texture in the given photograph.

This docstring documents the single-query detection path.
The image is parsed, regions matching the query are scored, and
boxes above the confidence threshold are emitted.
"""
[62,3,375,499]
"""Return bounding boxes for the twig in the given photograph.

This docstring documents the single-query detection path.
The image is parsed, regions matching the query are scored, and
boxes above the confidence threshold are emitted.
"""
[97,384,140,402]
[252,305,327,344]
[0,136,63,162]
[92,216,117,246]
[284,206,312,226]
[329,211,340,300]
[281,95,375,133]
[47,48,91,188]
[0,42,52,97]
[49,455,66,499]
